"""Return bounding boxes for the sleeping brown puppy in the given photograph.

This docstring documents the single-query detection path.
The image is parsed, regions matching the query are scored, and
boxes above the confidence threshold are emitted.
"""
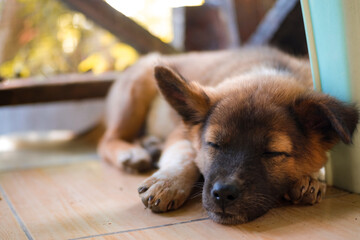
[98,47,359,224]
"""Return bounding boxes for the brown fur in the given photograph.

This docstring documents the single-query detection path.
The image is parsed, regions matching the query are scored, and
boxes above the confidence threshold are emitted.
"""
[99,47,359,224]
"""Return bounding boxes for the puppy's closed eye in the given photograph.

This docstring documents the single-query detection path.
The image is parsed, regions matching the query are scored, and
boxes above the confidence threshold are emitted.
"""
[263,151,291,158]
[207,141,220,149]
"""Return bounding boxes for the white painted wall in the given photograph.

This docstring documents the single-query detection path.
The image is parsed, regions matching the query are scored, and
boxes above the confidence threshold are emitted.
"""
[0,100,105,135]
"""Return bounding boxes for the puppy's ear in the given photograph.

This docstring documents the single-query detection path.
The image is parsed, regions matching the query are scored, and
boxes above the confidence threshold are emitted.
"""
[154,65,212,124]
[292,93,359,147]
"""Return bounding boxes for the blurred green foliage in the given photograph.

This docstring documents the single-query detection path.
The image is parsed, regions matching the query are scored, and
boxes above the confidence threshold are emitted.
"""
[0,0,138,79]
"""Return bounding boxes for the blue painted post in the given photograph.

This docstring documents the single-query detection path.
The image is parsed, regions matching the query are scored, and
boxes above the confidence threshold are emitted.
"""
[301,0,360,193]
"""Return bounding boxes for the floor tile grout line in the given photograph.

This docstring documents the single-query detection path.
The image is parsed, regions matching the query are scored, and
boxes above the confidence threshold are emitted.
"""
[68,217,210,240]
[0,183,34,240]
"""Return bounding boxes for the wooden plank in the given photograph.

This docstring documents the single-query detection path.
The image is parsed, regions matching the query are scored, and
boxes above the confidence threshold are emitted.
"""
[233,0,276,42]
[184,5,228,50]
[60,0,178,54]
[0,161,205,240]
[2,159,359,239]
[207,0,240,47]
[94,188,360,240]
[1,150,360,239]
[184,2,239,51]
[0,189,28,240]
[0,72,118,106]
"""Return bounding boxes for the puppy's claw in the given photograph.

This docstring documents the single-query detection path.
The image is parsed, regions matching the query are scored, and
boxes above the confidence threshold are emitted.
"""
[301,185,306,195]
[138,186,148,194]
[167,200,175,210]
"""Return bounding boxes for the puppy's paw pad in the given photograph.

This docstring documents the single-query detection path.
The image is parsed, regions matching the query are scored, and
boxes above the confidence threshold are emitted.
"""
[138,171,190,212]
[286,176,326,205]
[117,147,152,172]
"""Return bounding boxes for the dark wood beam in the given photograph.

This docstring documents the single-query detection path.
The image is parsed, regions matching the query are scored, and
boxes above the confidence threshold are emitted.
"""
[60,0,178,54]
[0,72,118,106]
[183,1,240,51]
[233,0,276,42]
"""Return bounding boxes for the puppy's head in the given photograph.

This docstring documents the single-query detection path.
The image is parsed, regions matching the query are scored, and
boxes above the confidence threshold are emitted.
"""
[154,66,359,224]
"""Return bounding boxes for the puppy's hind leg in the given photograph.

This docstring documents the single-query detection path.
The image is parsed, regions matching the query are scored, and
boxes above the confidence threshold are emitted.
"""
[98,53,160,173]
[138,125,200,212]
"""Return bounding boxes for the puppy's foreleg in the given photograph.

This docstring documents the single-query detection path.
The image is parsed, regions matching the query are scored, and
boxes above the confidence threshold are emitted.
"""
[138,128,200,212]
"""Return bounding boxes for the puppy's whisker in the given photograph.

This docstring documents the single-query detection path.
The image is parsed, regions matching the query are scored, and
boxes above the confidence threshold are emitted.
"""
[190,190,203,199]
[193,182,204,187]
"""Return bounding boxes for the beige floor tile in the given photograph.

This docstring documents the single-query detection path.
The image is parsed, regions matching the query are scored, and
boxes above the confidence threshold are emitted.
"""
[0,161,206,240]
[94,192,360,240]
[1,158,360,240]
[0,189,28,240]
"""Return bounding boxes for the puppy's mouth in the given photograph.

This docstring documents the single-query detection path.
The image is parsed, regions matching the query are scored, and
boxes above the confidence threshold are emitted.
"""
[206,210,248,225]
[203,204,249,225]
[203,196,274,225]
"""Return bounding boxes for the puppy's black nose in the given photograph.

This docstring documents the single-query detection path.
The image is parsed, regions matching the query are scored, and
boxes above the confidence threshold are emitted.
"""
[211,181,239,206]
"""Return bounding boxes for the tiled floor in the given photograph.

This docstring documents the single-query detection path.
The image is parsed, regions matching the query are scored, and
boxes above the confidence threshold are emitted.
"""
[1,138,360,240]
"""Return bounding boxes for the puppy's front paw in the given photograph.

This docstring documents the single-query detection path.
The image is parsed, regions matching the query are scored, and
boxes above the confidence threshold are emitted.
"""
[117,147,152,173]
[285,176,326,205]
[138,171,191,212]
